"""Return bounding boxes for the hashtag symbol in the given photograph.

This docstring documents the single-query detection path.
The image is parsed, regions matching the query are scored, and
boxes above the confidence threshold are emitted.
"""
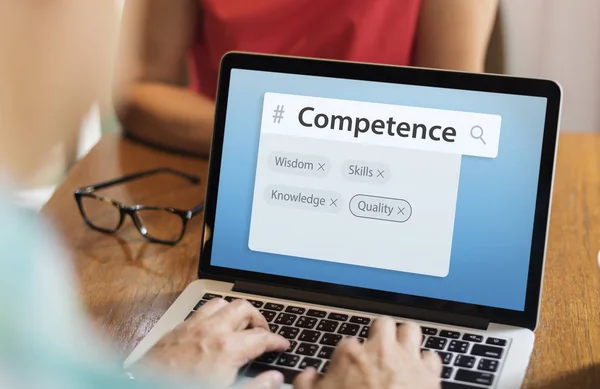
[272,105,285,124]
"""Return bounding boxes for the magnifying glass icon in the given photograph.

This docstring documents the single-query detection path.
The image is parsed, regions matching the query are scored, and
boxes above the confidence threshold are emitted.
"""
[470,125,486,145]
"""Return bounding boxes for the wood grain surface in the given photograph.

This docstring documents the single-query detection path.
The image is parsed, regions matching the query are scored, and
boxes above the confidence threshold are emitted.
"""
[42,132,600,388]
[521,132,600,388]
[42,133,207,355]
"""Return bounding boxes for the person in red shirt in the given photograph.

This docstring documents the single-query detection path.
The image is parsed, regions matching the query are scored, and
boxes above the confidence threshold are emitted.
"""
[116,0,498,156]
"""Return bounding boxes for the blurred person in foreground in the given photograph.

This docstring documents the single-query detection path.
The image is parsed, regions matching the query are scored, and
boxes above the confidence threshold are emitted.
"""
[116,0,498,156]
[0,1,442,389]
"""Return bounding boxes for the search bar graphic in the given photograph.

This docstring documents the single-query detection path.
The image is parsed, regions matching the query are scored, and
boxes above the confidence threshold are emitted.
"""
[260,93,501,158]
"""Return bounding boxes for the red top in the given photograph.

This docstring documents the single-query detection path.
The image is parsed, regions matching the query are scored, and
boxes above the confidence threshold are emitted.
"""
[189,0,422,99]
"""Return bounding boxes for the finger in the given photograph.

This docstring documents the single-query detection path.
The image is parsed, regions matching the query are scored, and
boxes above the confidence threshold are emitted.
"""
[396,321,422,354]
[329,337,363,371]
[368,316,397,344]
[211,299,269,331]
[294,367,320,389]
[232,327,290,362]
[190,297,229,320]
[422,350,443,375]
[239,370,284,389]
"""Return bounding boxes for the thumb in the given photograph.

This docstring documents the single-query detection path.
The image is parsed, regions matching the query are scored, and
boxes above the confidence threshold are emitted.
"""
[293,367,320,389]
[238,370,284,389]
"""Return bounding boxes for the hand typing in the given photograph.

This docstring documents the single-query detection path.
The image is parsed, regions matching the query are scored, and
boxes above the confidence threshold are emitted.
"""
[294,318,442,389]
[137,298,289,389]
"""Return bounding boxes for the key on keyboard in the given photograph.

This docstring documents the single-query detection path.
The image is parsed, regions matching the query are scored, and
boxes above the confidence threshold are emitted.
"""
[260,309,276,322]
[328,313,348,321]
[454,355,476,368]
[286,306,306,315]
[338,323,360,336]
[448,340,469,353]
[278,326,299,340]
[316,319,339,332]
[256,352,279,364]
[320,333,343,346]
[471,344,503,359]
[296,343,319,356]
[194,300,208,310]
[440,330,461,339]
[247,299,264,308]
[463,333,483,342]
[276,353,300,368]
[437,351,453,365]
[359,325,370,338]
[286,341,298,353]
[275,313,297,326]
[478,358,499,372]
[299,330,321,343]
[425,337,447,350]
[296,316,318,329]
[455,369,494,386]
[299,357,322,370]
[317,346,335,359]
[349,316,370,325]
[486,337,507,347]
[442,366,453,379]
[422,326,438,335]
[265,303,284,311]
[306,309,327,318]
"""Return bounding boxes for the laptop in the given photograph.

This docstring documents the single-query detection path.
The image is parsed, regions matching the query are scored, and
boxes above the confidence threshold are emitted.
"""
[124,52,562,389]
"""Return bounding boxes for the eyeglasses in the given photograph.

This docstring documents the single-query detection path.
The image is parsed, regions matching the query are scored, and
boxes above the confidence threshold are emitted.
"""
[74,168,204,245]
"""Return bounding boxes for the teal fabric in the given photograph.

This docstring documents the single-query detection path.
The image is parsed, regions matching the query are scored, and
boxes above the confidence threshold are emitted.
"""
[0,193,183,389]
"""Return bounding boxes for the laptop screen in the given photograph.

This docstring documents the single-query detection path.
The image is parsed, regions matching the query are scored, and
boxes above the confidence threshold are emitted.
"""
[210,68,548,312]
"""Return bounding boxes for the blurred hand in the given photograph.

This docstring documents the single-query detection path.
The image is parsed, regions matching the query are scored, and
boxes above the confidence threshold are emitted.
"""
[295,318,442,389]
[138,298,289,389]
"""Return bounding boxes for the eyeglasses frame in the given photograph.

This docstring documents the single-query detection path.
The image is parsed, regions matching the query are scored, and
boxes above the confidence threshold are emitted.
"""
[73,168,204,245]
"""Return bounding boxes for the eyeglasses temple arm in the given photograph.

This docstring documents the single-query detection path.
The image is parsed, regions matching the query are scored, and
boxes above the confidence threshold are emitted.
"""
[76,168,200,192]
[190,203,205,217]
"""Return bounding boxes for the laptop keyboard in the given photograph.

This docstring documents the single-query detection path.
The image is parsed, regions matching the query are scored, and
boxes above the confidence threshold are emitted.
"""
[186,293,508,388]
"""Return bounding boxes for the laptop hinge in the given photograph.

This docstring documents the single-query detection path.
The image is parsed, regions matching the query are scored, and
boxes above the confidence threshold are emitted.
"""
[233,281,489,330]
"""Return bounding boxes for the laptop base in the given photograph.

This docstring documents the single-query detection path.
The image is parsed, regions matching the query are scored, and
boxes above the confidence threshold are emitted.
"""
[124,279,534,389]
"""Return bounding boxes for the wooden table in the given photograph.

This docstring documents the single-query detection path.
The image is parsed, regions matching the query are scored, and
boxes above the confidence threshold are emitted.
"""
[42,132,600,388]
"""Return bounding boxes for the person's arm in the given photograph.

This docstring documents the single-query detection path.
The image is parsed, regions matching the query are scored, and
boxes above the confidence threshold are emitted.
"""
[412,0,499,73]
[114,0,214,157]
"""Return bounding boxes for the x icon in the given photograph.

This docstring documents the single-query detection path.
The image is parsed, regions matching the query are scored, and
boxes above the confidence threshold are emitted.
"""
[330,198,338,207]
[377,169,385,178]
[318,163,326,171]
[397,207,405,215]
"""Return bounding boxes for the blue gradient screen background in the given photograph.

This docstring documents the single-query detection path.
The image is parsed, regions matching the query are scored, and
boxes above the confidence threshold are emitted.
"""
[209,69,548,311]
